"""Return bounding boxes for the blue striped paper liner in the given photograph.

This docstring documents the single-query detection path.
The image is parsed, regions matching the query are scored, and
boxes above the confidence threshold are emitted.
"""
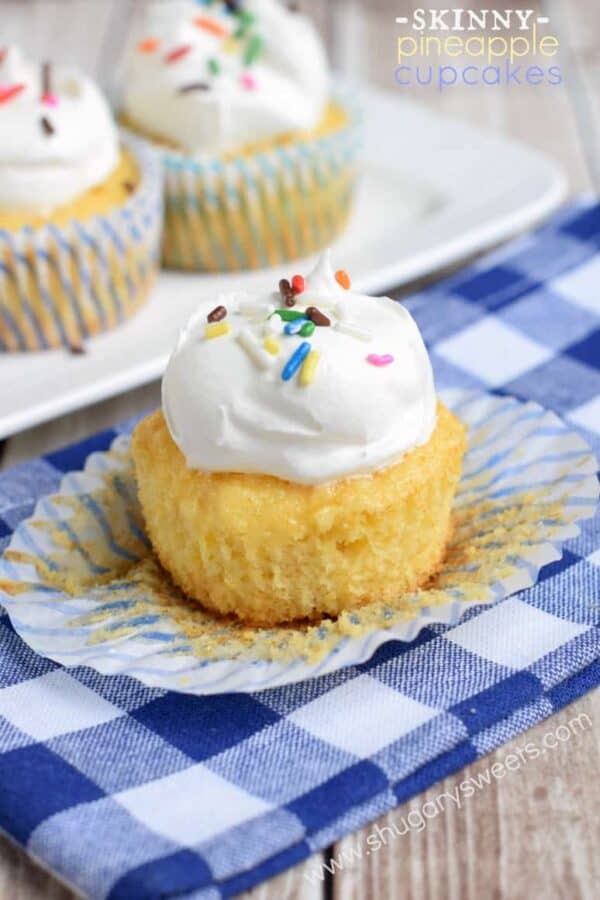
[0,390,597,694]
[122,90,361,271]
[0,133,163,351]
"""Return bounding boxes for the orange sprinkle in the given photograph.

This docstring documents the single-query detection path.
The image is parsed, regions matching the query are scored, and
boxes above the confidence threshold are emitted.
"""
[193,16,229,37]
[335,269,352,290]
[138,37,160,54]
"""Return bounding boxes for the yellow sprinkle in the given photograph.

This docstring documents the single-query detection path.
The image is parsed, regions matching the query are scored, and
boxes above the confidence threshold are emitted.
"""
[263,336,281,356]
[205,322,230,340]
[223,36,237,54]
[300,350,321,387]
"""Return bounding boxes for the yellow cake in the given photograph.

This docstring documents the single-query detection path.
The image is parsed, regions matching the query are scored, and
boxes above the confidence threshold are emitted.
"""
[132,401,465,625]
[132,252,466,625]
[119,0,358,271]
[0,151,140,232]
[0,47,162,352]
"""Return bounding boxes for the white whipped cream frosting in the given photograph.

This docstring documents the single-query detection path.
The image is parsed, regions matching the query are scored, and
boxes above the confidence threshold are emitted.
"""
[0,46,119,213]
[121,0,329,155]
[162,252,437,485]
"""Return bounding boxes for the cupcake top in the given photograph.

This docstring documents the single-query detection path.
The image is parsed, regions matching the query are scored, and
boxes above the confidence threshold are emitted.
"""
[121,0,329,156]
[162,253,437,485]
[0,46,119,213]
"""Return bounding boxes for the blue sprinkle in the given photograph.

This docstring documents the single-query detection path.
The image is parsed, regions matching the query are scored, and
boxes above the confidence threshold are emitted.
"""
[282,341,311,381]
[284,318,308,336]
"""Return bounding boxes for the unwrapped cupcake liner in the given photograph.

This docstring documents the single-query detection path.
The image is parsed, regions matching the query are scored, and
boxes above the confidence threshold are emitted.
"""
[0,389,597,695]
[154,99,360,272]
[0,135,163,352]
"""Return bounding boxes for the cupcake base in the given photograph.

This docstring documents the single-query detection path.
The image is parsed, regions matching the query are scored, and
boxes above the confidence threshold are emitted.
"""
[132,402,467,626]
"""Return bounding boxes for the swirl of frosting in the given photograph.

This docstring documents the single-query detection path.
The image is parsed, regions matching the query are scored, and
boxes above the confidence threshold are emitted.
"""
[162,252,437,485]
[0,46,119,213]
[121,0,329,155]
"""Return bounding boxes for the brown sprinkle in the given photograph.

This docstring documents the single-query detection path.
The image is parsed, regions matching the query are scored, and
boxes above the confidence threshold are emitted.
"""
[123,180,135,194]
[40,116,55,136]
[279,278,296,307]
[178,82,211,93]
[68,342,86,355]
[207,305,227,323]
[306,306,331,327]
[41,60,52,97]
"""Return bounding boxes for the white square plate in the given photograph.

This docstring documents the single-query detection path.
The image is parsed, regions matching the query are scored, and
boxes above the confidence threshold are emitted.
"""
[0,87,565,439]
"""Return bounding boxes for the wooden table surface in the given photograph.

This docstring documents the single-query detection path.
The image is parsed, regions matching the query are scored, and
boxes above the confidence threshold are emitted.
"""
[0,2,599,898]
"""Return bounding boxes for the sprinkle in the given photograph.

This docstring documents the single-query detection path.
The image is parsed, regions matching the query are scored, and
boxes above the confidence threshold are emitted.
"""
[241,72,257,90]
[263,317,282,336]
[279,278,295,307]
[335,269,352,290]
[263,336,280,356]
[179,81,211,93]
[367,353,395,367]
[300,321,316,337]
[223,36,237,53]
[68,341,86,355]
[224,0,240,12]
[300,350,320,386]
[306,307,330,327]
[244,34,264,66]
[193,16,229,37]
[291,274,305,294]
[165,44,192,64]
[205,321,230,339]
[237,329,272,370]
[273,308,306,322]
[40,116,55,136]
[208,57,221,76]
[123,180,136,194]
[0,83,25,104]
[238,9,257,28]
[42,93,58,107]
[41,61,52,98]
[138,37,160,53]
[284,319,308,335]
[0,49,6,65]
[335,321,372,342]
[234,10,256,39]
[207,304,227,323]
[282,341,311,382]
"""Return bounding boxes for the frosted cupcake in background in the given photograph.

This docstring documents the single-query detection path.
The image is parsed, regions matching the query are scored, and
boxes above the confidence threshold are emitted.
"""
[0,46,162,352]
[120,0,359,272]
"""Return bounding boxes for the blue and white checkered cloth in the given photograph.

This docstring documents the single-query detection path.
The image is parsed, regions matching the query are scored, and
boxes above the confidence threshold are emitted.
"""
[0,200,598,900]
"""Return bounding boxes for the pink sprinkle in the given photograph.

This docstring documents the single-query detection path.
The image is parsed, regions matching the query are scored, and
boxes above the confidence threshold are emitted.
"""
[241,72,257,90]
[165,44,192,64]
[42,92,59,107]
[366,354,395,367]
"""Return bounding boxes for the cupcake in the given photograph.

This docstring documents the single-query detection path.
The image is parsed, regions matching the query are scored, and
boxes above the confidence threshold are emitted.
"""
[132,253,466,625]
[0,46,162,352]
[120,0,359,272]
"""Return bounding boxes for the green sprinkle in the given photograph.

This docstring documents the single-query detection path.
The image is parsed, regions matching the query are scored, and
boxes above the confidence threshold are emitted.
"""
[208,57,221,76]
[300,321,316,337]
[273,309,306,322]
[238,10,256,27]
[244,34,263,66]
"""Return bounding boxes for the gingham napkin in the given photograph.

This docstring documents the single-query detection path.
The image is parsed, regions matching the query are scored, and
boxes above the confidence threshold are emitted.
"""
[0,200,598,900]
